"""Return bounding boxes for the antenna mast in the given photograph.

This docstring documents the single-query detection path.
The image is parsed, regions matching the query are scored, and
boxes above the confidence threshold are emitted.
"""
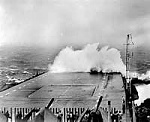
[125,34,134,122]
[126,34,134,89]
[126,34,132,81]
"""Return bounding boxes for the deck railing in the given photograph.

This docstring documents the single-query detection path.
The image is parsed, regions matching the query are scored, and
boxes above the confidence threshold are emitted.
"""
[0,106,123,122]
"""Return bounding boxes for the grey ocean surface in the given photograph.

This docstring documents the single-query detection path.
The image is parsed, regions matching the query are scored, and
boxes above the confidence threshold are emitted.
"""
[0,46,56,83]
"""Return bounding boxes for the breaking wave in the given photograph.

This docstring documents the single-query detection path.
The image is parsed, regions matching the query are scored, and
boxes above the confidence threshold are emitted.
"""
[138,71,150,80]
[49,43,126,75]
[133,71,150,105]
[135,84,150,105]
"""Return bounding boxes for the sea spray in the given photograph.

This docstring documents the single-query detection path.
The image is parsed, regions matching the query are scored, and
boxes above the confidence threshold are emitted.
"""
[138,71,150,80]
[132,71,150,106]
[129,70,150,80]
[49,43,126,74]
[135,84,150,105]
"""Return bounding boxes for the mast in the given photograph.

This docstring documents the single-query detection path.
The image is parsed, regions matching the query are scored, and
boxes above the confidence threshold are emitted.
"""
[125,34,133,95]
[125,34,134,122]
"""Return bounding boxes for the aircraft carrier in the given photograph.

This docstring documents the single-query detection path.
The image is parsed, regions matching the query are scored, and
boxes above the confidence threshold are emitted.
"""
[0,35,137,122]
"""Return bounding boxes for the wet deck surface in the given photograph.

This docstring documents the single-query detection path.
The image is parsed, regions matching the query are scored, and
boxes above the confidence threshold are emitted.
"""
[0,72,125,111]
[100,74,125,110]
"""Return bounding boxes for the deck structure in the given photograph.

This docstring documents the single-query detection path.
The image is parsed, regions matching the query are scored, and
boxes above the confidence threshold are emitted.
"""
[0,72,127,121]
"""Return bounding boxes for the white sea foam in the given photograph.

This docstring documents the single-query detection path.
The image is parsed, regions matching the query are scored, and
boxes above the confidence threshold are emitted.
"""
[132,71,150,105]
[49,43,126,74]
[135,84,150,105]
[129,70,150,80]
[138,71,150,80]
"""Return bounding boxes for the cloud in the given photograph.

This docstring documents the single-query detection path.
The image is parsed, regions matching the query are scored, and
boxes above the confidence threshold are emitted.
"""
[0,0,150,48]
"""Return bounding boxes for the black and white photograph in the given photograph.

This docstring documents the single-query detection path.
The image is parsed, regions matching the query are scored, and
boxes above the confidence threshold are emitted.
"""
[0,0,150,122]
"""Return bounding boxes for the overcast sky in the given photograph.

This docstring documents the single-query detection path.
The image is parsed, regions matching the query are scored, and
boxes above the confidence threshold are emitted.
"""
[0,0,150,48]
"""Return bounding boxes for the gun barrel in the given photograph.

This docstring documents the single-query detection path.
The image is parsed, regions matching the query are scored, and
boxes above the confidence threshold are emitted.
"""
[96,96,103,112]
[46,98,54,108]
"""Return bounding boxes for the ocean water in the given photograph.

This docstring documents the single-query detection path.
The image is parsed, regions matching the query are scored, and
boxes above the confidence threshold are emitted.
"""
[0,46,55,85]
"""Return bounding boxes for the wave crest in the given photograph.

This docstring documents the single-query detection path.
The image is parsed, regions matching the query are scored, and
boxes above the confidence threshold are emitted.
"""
[49,43,126,74]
